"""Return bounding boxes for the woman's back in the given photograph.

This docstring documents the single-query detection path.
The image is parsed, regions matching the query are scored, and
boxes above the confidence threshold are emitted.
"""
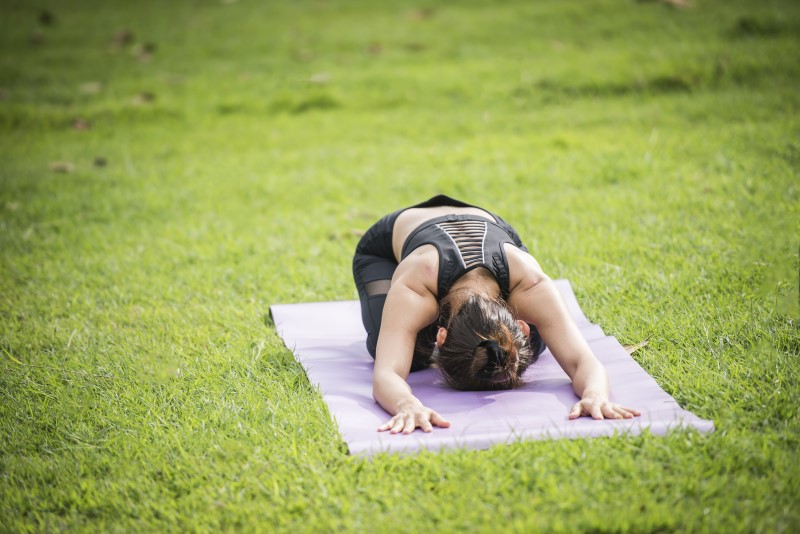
[391,205,497,261]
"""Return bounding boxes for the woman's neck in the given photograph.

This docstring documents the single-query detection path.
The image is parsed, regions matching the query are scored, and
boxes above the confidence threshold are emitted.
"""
[446,268,501,310]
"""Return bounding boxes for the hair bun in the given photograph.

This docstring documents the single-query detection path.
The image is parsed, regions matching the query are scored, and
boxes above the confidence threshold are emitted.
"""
[477,339,506,375]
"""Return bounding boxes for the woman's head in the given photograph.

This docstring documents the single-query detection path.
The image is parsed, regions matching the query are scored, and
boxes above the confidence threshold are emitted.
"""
[432,292,533,390]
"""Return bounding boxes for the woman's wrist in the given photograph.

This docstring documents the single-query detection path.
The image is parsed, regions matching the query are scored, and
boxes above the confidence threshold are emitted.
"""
[394,396,422,413]
[580,389,608,401]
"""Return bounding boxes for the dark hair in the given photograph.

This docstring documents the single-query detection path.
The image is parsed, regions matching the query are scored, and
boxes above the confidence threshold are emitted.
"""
[411,323,438,372]
[430,292,534,391]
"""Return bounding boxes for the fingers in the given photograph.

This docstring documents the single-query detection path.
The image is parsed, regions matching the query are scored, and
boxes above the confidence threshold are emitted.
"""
[376,414,408,433]
[377,409,451,434]
[604,403,641,419]
[430,410,451,429]
[420,417,433,433]
[402,414,416,434]
[391,416,406,434]
[600,403,623,420]
[377,415,398,432]
[377,413,412,434]
[620,406,641,417]
[568,400,643,420]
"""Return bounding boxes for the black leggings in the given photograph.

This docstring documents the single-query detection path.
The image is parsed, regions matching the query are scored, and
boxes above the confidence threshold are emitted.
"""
[352,196,545,371]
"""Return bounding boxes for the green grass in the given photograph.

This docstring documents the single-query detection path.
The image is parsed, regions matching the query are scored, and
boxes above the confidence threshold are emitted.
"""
[1,0,798,531]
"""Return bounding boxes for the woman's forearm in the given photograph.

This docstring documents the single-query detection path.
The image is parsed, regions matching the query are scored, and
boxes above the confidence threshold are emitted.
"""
[373,368,451,433]
[373,369,422,415]
[570,356,610,400]
[567,354,640,420]
[370,273,439,416]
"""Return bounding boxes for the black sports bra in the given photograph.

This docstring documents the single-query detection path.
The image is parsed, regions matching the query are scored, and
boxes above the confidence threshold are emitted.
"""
[400,213,521,299]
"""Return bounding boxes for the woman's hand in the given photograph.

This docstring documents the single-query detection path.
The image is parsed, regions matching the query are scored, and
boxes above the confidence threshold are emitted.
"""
[569,395,641,420]
[378,401,451,434]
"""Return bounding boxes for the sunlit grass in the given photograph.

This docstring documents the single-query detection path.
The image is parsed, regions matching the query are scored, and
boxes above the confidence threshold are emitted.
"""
[1,0,798,531]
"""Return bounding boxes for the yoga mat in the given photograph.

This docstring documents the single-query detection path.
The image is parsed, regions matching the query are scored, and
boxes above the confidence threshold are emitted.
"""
[270,280,713,456]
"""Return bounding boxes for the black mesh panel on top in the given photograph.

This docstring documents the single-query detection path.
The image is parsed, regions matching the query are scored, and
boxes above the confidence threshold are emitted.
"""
[365,279,391,297]
[435,220,488,268]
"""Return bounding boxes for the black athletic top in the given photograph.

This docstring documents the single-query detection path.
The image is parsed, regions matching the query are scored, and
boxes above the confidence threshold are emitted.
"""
[399,196,528,300]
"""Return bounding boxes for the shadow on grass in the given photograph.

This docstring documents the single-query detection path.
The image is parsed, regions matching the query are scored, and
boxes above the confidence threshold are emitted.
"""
[727,15,797,39]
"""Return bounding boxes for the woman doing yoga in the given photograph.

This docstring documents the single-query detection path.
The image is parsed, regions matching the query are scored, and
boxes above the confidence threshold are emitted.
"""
[353,195,640,434]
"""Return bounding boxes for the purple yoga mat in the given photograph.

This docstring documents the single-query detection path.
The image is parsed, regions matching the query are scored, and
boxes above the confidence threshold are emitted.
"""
[270,280,713,456]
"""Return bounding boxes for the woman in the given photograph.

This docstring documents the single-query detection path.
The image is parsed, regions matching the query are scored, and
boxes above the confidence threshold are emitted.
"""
[353,195,640,434]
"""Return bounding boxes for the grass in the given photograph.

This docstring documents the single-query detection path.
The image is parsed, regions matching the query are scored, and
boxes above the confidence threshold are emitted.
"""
[1,0,798,531]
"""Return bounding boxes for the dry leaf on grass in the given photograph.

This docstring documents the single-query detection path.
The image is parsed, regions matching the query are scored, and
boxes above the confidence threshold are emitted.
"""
[624,336,651,355]
[132,42,157,62]
[79,81,102,94]
[637,0,691,8]
[131,92,156,105]
[662,0,690,7]
[307,72,331,85]
[72,118,90,130]
[29,30,45,45]
[111,30,134,49]
[409,8,435,21]
[49,162,74,173]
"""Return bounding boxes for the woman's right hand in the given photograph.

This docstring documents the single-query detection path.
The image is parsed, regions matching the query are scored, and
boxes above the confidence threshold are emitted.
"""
[378,400,451,434]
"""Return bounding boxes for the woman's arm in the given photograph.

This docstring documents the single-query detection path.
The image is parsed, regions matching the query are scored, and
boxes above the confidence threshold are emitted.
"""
[507,249,640,420]
[372,254,451,433]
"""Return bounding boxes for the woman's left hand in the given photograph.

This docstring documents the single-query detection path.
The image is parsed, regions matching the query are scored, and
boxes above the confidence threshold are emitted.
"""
[568,395,641,420]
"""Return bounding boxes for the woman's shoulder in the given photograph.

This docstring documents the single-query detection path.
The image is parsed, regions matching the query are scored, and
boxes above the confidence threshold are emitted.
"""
[504,244,549,293]
[393,245,440,296]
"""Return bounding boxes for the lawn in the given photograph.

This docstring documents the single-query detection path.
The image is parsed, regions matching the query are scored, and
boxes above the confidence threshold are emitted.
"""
[1,0,798,531]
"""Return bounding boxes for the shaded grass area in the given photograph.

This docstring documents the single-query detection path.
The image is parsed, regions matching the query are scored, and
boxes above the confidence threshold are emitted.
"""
[1,0,798,531]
